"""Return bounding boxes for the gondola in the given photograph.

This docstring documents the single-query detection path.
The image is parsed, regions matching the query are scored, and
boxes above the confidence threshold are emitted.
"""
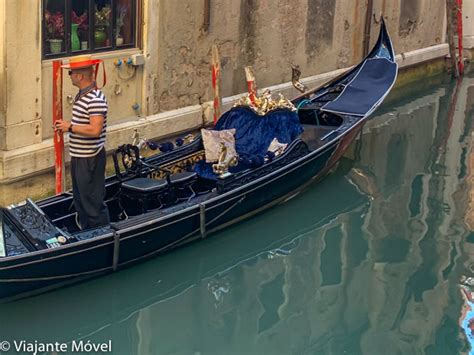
[0,159,368,342]
[0,20,398,302]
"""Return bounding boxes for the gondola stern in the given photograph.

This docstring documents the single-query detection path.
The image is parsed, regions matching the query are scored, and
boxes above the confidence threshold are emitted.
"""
[0,207,33,260]
[368,16,396,62]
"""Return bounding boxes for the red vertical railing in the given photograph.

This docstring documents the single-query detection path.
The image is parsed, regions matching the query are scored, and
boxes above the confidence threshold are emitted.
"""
[52,60,65,194]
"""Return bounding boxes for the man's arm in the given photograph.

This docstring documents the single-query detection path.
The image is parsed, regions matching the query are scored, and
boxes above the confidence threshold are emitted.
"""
[55,115,104,137]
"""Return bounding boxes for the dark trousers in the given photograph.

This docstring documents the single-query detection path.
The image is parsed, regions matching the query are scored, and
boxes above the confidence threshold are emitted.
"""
[71,148,110,229]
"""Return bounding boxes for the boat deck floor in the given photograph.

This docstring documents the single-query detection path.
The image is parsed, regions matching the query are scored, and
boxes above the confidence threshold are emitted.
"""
[300,124,338,151]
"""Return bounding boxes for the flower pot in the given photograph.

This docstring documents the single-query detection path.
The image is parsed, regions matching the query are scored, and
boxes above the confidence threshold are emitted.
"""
[81,41,88,50]
[49,39,63,54]
[94,27,107,47]
[71,24,80,51]
[116,36,124,46]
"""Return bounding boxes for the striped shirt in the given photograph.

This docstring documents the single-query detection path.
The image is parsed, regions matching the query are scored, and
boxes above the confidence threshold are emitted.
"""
[70,88,108,158]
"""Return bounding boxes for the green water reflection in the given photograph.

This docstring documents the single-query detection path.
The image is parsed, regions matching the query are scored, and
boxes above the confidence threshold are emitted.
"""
[0,74,473,355]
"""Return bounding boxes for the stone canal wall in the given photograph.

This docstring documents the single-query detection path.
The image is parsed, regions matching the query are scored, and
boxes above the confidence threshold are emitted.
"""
[0,0,465,205]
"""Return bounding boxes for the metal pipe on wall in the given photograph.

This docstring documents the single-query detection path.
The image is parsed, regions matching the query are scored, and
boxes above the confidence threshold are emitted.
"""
[447,0,460,77]
[363,0,374,57]
[202,0,211,34]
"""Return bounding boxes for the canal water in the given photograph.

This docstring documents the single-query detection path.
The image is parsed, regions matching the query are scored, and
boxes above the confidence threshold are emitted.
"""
[0,73,473,355]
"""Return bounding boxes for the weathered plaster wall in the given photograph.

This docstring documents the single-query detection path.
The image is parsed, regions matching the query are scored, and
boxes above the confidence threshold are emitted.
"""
[0,0,454,205]
[0,2,7,153]
[153,0,368,112]
[373,0,445,52]
[463,0,474,48]
[142,0,161,116]
[0,0,42,150]
[0,1,6,132]
[151,0,446,114]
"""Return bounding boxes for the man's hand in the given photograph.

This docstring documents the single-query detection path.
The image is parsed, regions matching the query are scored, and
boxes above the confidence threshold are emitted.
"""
[54,116,104,137]
[54,119,72,132]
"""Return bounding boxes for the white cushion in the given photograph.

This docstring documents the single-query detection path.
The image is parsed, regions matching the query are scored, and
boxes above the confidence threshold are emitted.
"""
[267,138,287,156]
[201,128,237,163]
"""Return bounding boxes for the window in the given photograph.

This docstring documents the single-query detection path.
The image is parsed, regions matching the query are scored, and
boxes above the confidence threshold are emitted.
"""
[43,0,137,58]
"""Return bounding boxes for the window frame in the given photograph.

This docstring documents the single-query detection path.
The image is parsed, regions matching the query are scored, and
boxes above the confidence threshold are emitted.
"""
[42,0,138,60]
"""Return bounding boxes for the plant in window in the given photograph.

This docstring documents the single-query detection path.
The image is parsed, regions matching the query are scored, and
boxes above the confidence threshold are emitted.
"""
[116,5,128,45]
[95,5,111,28]
[71,11,88,50]
[94,5,111,47]
[45,10,65,54]
[72,11,88,36]
[45,10,65,40]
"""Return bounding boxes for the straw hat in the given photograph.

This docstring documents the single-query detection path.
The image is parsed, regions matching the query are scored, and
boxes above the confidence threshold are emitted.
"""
[61,54,102,70]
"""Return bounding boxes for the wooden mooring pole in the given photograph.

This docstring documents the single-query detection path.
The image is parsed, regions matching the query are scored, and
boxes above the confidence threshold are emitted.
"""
[456,0,464,75]
[211,45,222,125]
[244,66,257,105]
[446,0,460,78]
[52,60,65,194]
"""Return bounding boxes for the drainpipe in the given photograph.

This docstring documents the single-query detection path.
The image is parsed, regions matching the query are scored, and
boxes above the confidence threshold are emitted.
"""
[457,0,464,75]
[363,0,374,57]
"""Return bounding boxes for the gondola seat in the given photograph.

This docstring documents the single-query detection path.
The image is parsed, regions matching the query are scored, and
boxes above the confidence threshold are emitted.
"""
[113,144,173,214]
[122,177,168,193]
[168,171,198,201]
[121,170,198,212]
[121,177,168,213]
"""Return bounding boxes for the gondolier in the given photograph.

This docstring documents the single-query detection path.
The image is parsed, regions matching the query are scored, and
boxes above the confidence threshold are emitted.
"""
[54,54,110,229]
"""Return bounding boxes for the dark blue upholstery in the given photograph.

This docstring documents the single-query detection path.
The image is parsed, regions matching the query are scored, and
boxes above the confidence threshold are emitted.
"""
[322,58,397,116]
[168,171,197,184]
[194,159,253,181]
[194,161,216,181]
[122,177,167,192]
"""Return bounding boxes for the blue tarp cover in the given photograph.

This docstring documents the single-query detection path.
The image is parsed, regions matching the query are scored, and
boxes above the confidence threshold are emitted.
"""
[322,58,397,116]
[195,107,303,180]
[214,107,303,160]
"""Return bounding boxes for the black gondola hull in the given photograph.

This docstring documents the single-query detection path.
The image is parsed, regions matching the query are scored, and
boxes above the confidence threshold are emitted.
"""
[0,126,360,301]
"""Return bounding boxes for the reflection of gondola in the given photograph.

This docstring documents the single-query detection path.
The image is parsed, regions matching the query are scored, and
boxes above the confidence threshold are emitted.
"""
[0,20,397,302]
[0,159,368,342]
